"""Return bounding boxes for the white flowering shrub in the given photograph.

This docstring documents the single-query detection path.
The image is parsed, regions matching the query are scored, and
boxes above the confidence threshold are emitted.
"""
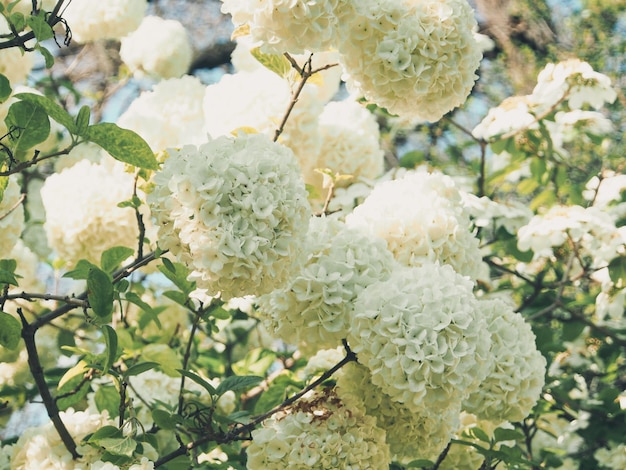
[0,1,624,469]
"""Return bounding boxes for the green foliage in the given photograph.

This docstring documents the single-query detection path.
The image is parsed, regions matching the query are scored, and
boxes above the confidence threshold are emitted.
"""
[0,74,11,103]
[0,311,21,349]
[87,267,114,319]
[250,47,292,78]
[4,100,51,152]
[84,123,158,170]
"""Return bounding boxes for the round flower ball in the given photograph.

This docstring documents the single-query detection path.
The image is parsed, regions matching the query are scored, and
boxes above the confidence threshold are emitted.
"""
[346,169,484,281]
[40,157,143,266]
[257,217,395,353]
[63,0,147,43]
[117,75,207,152]
[463,298,547,422]
[222,0,342,54]
[120,16,193,80]
[246,388,390,469]
[347,264,492,415]
[336,0,481,121]
[336,362,459,463]
[148,133,312,300]
[0,175,25,256]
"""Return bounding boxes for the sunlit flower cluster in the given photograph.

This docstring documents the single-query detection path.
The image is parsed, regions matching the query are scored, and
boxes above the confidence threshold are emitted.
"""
[0,16,34,84]
[463,298,546,422]
[463,193,534,235]
[221,0,341,54]
[258,217,395,352]
[472,95,537,140]
[0,175,25,256]
[40,157,141,266]
[336,362,459,462]
[346,170,484,280]
[117,76,207,152]
[120,16,193,79]
[246,389,390,469]
[337,0,481,121]
[148,133,311,300]
[348,264,492,415]
[595,443,626,469]
[63,0,147,43]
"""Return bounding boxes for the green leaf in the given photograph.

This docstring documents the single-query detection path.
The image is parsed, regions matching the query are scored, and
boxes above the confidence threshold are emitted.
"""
[98,436,137,457]
[101,246,134,273]
[87,267,114,318]
[56,371,91,411]
[0,74,11,103]
[94,385,120,418]
[562,321,586,342]
[0,311,21,349]
[493,427,525,442]
[14,92,76,133]
[63,259,99,280]
[124,292,163,330]
[75,105,90,135]
[26,11,54,41]
[0,264,19,286]
[608,256,626,287]
[250,47,292,78]
[151,409,181,431]
[4,100,51,151]
[100,325,118,373]
[88,425,121,441]
[406,459,435,468]
[123,361,160,378]
[9,12,25,31]
[178,369,217,396]
[84,123,158,170]
[216,375,262,396]
[253,374,300,414]
[469,426,491,443]
[162,290,188,307]
[141,344,182,377]
[157,261,195,295]
[35,43,55,68]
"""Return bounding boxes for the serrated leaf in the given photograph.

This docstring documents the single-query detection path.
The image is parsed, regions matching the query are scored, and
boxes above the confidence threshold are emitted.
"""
[101,246,134,273]
[0,74,11,103]
[5,100,51,151]
[0,311,21,349]
[87,267,114,318]
[124,361,160,378]
[101,325,118,373]
[178,369,217,396]
[63,259,99,280]
[250,47,292,78]
[216,375,262,396]
[85,123,158,170]
[13,92,76,134]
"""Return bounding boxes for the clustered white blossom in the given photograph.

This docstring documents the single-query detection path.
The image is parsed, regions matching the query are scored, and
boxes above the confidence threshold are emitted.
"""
[0,16,34,84]
[584,172,626,221]
[313,100,384,188]
[221,0,342,54]
[245,389,390,469]
[148,133,311,300]
[62,0,147,43]
[463,298,546,422]
[117,76,207,152]
[595,443,626,469]
[257,217,395,352]
[517,204,624,268]
[346,169,484,280]
[337,0,482,122]
[471,95,537,140]
[120,16,193,79]
[347,264,492,415]
[40,157,142,266]
[336,362,459,462]
[463,193,534,235]
[0,175,25,256]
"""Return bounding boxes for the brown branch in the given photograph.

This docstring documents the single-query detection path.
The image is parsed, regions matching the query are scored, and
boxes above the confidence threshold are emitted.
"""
[0,0,68,51]
[0,192,25,221]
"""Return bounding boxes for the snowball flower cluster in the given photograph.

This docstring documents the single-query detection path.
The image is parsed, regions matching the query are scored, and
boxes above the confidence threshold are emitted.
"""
[472,95,537,140]
[221,0,342,54]
[0,16,34,84]
[258,217,395,352]
[120,16,193,80]
[313,100,384,188]
[595,443,626,469]
[347,169,484,280]
[117,76,207,152]
[463,193,533,235]
[337,0,481,121]
[40,157,142,266]
[246,389,390,469]
[336,362,459,462]
[463,298,546,422]
[0,175,25,256]
[347,264,492,415]
[62,0,147,43]
[517,205,624,268]
[148,133,311,300]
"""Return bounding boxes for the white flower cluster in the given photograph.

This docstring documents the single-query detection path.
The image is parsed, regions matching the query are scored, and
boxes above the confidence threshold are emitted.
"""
[472,95,537,140]
[347,264,492,415]
[584,172,626,221]
[120,16,193,80]
[117,76,207,153]
[463,193,533,235]
[148,133,311,300]
[595,443,626,469]
[40,157,141,266]
[221,0,341,54]
[0,16,34,84]
[517,204,624,268]
[0,175,25,256]
[63,0,147,43]
[336,362,459,463]
[257,217,395,352]
[299,347,344,380]
[246,389,390,469]
[8,409,115,468]
[313,100,384,188]
[91,457,154,470]
[346,169,484,280]
[203,69,323,180]
[463,298,546,422]
[337,0,481,122]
